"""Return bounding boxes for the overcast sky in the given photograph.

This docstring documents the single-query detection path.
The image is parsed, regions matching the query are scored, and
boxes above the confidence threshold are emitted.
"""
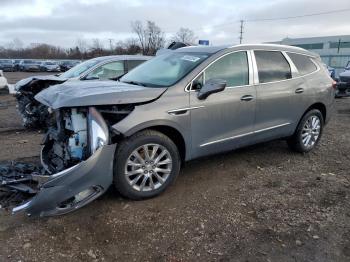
[1,0,350,48]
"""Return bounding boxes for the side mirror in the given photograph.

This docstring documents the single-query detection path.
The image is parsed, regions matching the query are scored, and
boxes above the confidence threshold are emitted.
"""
[197,78,226,100]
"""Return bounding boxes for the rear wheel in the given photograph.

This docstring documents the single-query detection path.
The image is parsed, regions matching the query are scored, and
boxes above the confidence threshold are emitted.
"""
[114,130,180,199]
[287,109,324,153]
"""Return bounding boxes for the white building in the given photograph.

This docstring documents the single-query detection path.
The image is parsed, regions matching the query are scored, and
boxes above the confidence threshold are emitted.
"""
[270,35,350,76]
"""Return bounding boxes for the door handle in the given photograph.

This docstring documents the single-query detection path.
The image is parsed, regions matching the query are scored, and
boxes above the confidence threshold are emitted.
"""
[240,95,254,101]
[295,88,304,94]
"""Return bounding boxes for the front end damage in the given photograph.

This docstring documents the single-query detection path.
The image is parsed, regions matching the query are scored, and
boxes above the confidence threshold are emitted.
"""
[1,105,134,217]
[15,76,66,128]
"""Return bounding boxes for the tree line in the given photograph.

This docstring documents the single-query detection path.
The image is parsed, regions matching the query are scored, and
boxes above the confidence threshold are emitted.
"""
[0,21,196,60]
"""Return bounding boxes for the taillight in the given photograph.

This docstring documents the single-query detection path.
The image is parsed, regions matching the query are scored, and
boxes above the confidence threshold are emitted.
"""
[332,80,337,89]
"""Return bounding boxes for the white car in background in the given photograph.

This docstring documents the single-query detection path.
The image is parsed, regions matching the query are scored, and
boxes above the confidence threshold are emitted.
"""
[0,70,15,94]
[0,70,8,89]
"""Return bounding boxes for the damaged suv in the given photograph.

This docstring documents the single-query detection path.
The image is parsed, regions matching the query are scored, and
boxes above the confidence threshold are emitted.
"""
[15,55,151,128]
[8,44,334,217]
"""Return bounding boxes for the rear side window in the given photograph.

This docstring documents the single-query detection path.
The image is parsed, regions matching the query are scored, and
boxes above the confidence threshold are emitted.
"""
[254,51,292,83]
[287,52,317,76]
[204,51,249,87]
[127,60,146,71]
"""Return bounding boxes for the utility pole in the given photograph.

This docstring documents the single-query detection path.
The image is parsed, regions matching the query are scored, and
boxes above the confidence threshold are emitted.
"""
[239,20,244,44]
[108,38,114,51]
[337,38,341,54]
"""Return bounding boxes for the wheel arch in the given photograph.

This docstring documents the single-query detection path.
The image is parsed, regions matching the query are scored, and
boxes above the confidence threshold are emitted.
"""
[304,102,327,122]
[113,121,188,163]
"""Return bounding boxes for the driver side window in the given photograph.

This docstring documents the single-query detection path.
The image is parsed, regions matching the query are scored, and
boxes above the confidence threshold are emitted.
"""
[86,61,125,80]
[190,51,249,90]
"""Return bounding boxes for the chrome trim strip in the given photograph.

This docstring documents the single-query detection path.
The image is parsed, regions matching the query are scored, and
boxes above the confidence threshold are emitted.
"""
[282,51,299,78]
[12,200,32,214]
[185,48,321,92]
[167,106,205,114]
[253,122,291,133]
[247,50,254,86]
[200,122,291,147]
[200,132,254,147]
[249,50,259,85]
[51,164,79,178]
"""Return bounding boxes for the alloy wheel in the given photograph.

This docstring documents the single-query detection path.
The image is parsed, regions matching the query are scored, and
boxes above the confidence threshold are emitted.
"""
[301,115,321,148]
[125,144,173,192]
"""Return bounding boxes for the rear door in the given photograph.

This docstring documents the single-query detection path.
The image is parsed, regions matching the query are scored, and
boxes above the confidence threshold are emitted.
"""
[285,52,319,120]
[189,51,257,158]
[253,50,297,140]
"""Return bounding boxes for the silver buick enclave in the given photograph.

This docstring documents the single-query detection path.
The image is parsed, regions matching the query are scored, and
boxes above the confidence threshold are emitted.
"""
[12,44,335,216]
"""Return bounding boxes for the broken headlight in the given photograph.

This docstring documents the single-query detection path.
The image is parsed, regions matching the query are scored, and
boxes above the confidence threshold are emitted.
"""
[88,107,109,154]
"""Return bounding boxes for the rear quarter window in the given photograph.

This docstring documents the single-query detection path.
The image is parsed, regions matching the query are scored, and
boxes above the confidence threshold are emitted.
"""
[287,52,318,76]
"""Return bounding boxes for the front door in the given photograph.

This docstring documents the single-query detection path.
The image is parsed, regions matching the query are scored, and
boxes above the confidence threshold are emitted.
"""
[189,51,256,158]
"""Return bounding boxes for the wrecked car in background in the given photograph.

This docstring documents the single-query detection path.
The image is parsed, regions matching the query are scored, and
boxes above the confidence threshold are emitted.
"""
[59,60,81,72]
[19,60,41,72]
[15,55,151,128]
[40,61,61,72]
[0,59,15,72]
[336,61,350,97]
[1,44,334,217]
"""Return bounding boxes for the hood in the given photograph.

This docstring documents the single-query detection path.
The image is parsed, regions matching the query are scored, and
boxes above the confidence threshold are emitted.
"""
[15,75,66,92]
[35,80,167,109]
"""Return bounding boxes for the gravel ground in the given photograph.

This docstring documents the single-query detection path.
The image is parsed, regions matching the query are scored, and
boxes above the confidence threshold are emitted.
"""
[0,72,349,262]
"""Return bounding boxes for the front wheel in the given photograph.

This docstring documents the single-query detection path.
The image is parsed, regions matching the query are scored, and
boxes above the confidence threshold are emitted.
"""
[114,130,181,200]
[287,109,324,153]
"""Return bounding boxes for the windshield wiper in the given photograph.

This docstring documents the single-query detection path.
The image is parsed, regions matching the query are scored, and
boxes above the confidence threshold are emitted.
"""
[122,80,147,87]
[110,73,127,81]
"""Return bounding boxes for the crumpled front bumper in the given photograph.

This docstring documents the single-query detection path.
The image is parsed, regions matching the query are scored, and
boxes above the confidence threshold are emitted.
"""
[13,143,116,217]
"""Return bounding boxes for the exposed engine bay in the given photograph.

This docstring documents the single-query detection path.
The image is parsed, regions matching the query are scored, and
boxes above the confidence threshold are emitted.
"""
[0,104,133,216]
[42,105,133,173]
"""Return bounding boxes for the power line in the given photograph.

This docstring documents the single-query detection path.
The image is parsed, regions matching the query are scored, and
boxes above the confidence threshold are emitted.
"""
[164,7,350,34]
[246,7,350,22]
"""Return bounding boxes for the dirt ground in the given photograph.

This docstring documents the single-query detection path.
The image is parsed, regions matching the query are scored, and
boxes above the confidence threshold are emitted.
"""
[0,72,349,262]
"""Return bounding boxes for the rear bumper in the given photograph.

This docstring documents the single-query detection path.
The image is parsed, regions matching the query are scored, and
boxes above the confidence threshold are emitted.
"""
[12,143,117,217]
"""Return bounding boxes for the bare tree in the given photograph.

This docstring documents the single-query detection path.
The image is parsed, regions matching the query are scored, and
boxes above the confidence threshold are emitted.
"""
[146,21,165,54]
[90,38,104,51]
[12,38,24,50]
[131,20,147,54]
[131,20,165,55]
[76,38,88,53]
[172,27,196,44]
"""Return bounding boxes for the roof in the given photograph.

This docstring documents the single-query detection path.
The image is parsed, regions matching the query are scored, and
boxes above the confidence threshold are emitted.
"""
[174,43,318,57]
[91,55,153,62]
[174,45,230,54]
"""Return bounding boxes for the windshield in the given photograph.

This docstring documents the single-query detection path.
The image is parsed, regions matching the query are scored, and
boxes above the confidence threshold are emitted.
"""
[60,59,100,79]
[120,52,209,87]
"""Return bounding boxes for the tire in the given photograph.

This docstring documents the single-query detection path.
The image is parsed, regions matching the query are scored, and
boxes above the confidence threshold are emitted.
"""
[287,109,324,153]
[114,130,181,200]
